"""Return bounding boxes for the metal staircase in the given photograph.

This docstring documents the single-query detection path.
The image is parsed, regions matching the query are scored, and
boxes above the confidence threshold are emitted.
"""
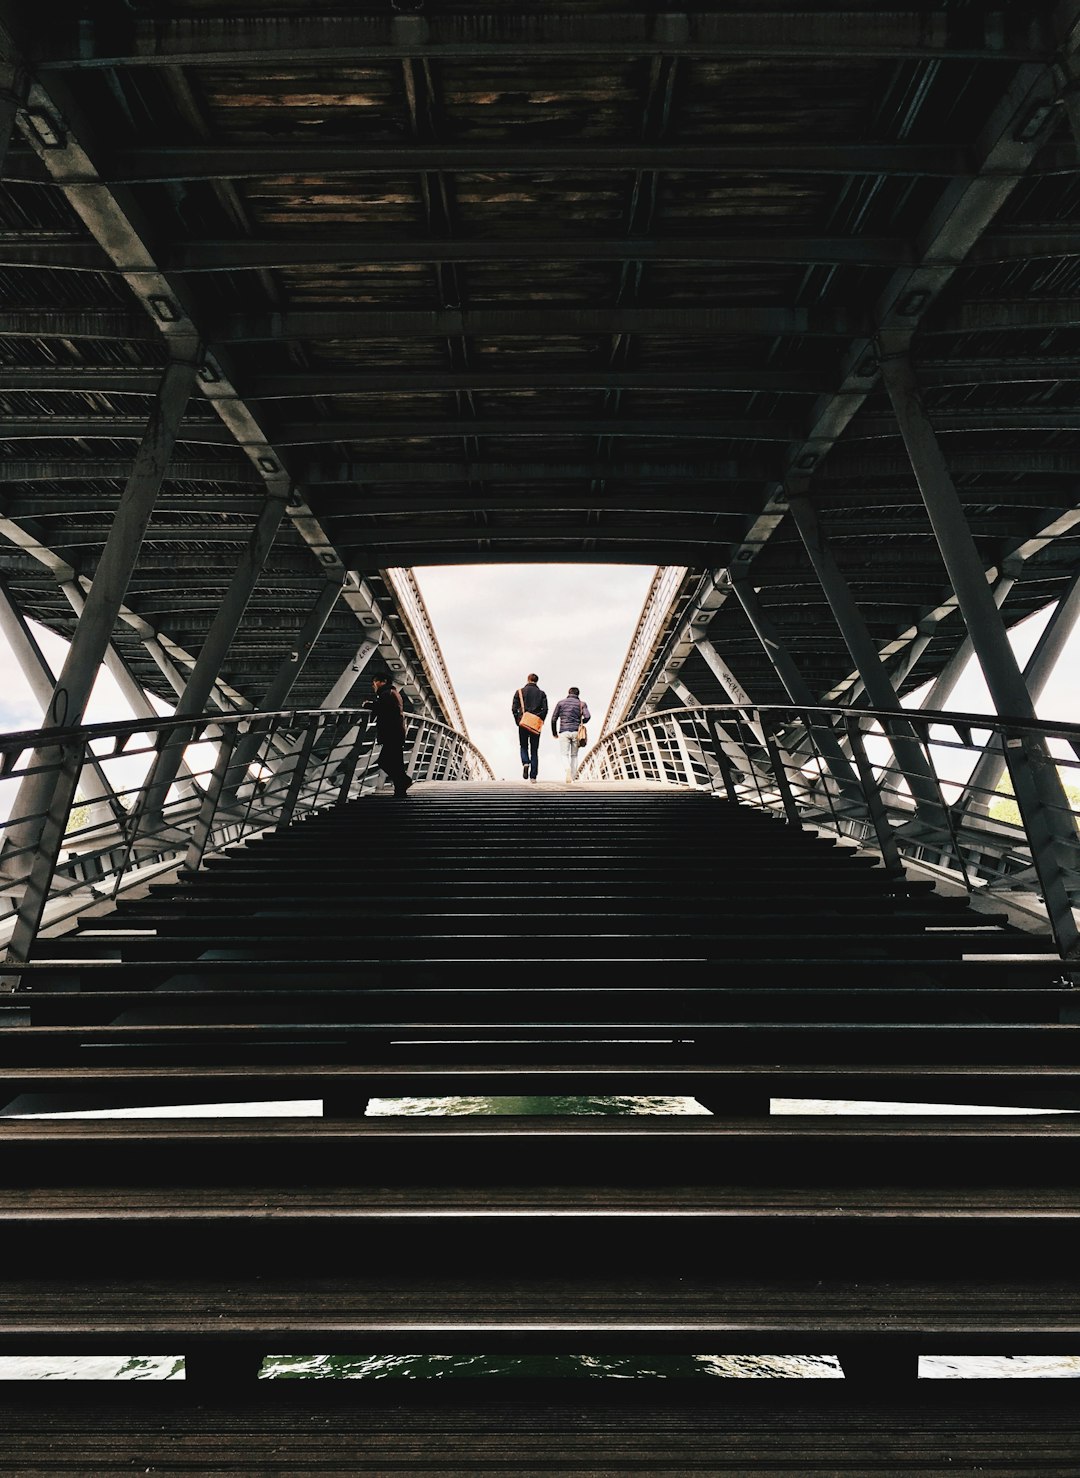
[1,782,1079,1469]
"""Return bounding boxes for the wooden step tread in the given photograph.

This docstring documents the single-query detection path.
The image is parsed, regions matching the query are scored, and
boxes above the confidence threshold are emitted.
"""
[0,1275,1076,1340]
[0,1113,1076,1144]
[2,1060,1079,1091]
[0,1384,1077,1475]
[3,1185,1080,1217]
[2,1022,1079,1066]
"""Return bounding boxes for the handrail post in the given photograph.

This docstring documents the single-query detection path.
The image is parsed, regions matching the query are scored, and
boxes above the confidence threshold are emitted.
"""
[183,724,244,873]
[764,728,801,828]
[276,718,320,832]
[1,741,84,986]
[709,718,741,803]
[845,715,906,879]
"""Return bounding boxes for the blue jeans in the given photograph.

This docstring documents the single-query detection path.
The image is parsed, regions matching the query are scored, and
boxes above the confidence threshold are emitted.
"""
[518,727,541,778]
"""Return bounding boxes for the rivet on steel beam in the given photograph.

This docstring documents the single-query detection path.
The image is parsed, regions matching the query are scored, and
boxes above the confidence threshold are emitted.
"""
[197,361,220,384]
[897,290,930,316]
[1014,100,1055,142]
[257,456,279,473]
[796,452,818,470]
[149,296,179,323]
[23,109,64,148]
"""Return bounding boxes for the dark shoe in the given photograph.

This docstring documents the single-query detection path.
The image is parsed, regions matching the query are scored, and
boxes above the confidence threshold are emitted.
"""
[522,765,529,780]
[393,789,409,799]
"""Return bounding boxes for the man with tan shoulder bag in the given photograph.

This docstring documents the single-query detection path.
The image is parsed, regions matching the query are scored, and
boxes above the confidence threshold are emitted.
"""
[512,673,548,782]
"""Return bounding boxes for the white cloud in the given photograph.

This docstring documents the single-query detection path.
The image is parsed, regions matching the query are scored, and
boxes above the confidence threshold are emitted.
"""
[414,563,657,779]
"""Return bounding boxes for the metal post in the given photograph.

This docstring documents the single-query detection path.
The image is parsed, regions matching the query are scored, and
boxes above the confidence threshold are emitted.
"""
[726,567,863,799]
[644,721,671,785]
[710,719,741,804]
[276,720,320,832]
[0,60,23,178]
[787,491,951,831]
[880,346,1079,957]
[694,638,768,745]
[670,715,700,788]
[242,639,379,800]
[183,722,246,873]
[334,726,372,806]
[1,355,200,969]
[224,578,345,798]
[0,578,126,829]
[134,489,289,837]
[844,717,906,879]
[764,732,802,828]
[57,580,203,801]
[958,570,1080,815]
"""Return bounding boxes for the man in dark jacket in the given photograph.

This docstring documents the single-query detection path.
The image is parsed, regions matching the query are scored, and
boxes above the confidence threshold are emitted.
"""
[550,685,591,783]
[511,673,548,781]
[368,674,412,798]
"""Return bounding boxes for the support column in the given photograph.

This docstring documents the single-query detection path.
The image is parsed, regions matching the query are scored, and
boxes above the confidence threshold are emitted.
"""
[2,354,200,971]
[223,577,345,799]
[958,570,1080,815]
[0,60,23,179]
[725,567,862,799]
[133,489,289,838]
[58,580,201,802]
[880,346,1079,957]
[0,579,125,829]
[247,639,379,802]
[913,576,1014,712]
[787,491,950,831]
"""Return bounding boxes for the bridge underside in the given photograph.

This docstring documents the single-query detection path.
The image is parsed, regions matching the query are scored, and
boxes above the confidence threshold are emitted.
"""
[0,4,1080,1470]
[0,4,1078,727]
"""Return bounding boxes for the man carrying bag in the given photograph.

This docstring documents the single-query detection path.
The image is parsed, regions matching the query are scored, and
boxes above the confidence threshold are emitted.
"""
[512,673,548,782]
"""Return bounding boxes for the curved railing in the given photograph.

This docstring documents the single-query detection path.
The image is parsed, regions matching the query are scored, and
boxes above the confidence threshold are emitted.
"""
[0,705,492,967]
[579,702,1080,960]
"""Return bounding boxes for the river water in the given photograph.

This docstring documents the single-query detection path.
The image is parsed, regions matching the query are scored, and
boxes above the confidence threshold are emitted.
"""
[4,1093,1078,1382]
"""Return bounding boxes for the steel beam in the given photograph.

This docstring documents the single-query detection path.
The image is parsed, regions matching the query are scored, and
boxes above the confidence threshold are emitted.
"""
[959,570,1080,814]
[0,460,257,484]
[14,357,1080,397]
[2,51,451,726]
[37,11,1040,67]
[58,142,978,182]
[0,310,153,340]
[301,459,770,485]
[625,25,1076,723]
[1,354,200,973]
[222,578,345,796]
[724,567,862,797]
[0,578,125,826]
[0,416,802,445]
[132,490,289,835]
[223,306,865,342]
[58,580,204,797]
[880,346,1079,957]
[787,490,951,828]
[0,55,21,174]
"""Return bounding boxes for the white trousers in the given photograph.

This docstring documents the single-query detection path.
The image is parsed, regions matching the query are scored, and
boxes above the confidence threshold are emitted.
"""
[558,730,581,780]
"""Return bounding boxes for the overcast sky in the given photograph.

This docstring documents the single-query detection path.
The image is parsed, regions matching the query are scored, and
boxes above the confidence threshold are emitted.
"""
[413,563,657,779]
[0,565,1075,787]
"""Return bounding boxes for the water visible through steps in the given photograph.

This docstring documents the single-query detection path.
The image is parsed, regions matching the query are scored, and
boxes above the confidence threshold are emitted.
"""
[3,1093,1078,1382]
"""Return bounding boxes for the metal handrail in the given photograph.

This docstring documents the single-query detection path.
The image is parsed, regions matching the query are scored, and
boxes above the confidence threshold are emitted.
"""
[578,702,1080,960]
[0,704,493,970]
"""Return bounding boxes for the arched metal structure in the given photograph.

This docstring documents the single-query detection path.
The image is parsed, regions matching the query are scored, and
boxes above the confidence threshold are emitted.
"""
[0,4,1077,725]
